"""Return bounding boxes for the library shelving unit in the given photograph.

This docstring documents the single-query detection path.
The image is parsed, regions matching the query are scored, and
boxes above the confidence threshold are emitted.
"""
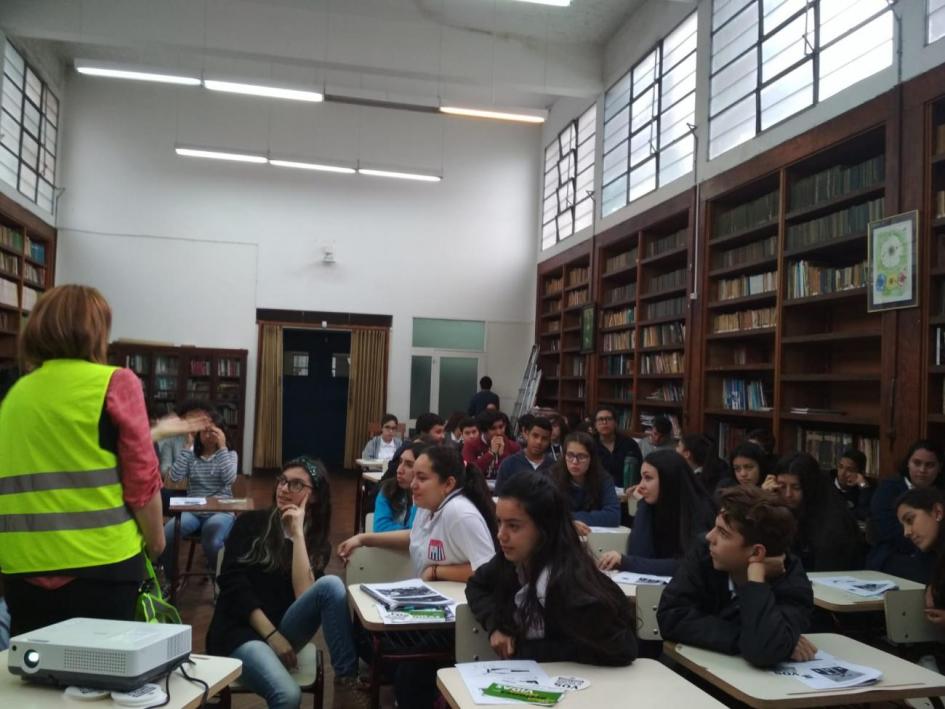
[700,175,780,457]
[594,190,693,437]
[926,97,945,440]
[535,241,592,420]
[0,192,56,365]
[109,343,248,459]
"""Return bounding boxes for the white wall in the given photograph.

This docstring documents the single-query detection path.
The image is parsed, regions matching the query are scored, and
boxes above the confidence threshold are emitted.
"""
[56,75,541,470]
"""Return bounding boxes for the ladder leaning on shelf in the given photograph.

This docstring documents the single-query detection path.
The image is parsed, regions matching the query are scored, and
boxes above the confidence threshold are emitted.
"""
[510,345,541,432]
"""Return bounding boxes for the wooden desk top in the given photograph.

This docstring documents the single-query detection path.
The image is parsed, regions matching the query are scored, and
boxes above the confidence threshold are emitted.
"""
[360,470,384,484]
[0,652,241,709]
[665,632,945,708]
[348,581,468,632]
[168,497,255,514]
[437,659,727,708]
[808,570,924,612]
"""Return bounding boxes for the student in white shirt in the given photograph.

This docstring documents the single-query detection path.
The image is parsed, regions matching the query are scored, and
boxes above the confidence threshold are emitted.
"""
[338,445,497,706]
[360,414,402,462]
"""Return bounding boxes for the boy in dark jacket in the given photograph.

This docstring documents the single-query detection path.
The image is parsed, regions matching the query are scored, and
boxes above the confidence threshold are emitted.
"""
[658,485,815,667]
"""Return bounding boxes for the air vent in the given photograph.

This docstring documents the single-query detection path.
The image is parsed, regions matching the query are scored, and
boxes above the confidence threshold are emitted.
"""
[63,647,127,674]
[166,633,188,657]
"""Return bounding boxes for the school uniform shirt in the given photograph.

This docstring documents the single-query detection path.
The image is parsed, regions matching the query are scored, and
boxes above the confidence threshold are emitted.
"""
[567,474,621,527]
[462,435,521,478]
[361,435,402,461]
[494,451,554,495]
[832,475,873,522]
[409,491,496,576]
[594,434,642,488]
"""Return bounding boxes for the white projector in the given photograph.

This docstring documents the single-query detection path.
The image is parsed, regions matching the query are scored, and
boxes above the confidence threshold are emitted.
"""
[8,618,192,691]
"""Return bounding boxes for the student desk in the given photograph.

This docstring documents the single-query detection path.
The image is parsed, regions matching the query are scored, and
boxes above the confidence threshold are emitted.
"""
[0,652,241,709]
[436,659,728,708]
[664,632,945,708]
[808,571,924,613]
[354,460,385,534]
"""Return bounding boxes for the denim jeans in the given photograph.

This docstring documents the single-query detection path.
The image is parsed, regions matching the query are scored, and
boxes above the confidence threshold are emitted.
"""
[230,575,358,709]
[0,597,10,651]
[161,512,235,576]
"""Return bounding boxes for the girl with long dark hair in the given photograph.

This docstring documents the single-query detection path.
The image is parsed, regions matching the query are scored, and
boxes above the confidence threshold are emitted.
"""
[551,431,621,529]
[372,440,423,532]
[723,441,773,489]
[896,488,945,621]
[466,470,637,665]
[207,457,362,708]
[598,450,715,576]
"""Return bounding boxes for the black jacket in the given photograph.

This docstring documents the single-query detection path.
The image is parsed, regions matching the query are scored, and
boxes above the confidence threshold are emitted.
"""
[468,390,500,416]
[793,493,865,572]
[594,434,643,488]
[466,555,637,666]
[657,542,813,667]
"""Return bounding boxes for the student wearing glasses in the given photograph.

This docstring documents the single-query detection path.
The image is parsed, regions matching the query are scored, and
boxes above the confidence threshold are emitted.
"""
[592,406,642,491]
[552,432,621,531]
[207,457,364,708]
[361,414,402,462]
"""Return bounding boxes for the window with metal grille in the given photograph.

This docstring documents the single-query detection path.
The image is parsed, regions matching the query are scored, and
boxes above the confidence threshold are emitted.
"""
[601,12,698,218]
[931,0,945,44]
[0,40,58,213]
[709,0,896,160]
[541,102,596,251]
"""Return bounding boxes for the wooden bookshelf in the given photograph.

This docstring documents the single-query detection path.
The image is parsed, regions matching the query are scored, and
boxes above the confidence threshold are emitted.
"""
[535,241,592,420]
[926,95,945,440]
[0,192,56,367]
[108,343,248,460]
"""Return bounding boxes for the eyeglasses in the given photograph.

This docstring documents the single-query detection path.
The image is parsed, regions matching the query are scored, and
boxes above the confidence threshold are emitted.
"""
[565,452,590,462]
[595,416,614,423]
[276,475,313,493]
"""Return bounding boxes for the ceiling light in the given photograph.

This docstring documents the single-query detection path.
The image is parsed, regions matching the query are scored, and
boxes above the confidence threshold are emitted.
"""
[204,79,324,102]
[175,147,267,163]
[270,159,355,174]
[76,64,200,86]
[358,168,441,182]
[512,0,571,6]
[439,106,546,124]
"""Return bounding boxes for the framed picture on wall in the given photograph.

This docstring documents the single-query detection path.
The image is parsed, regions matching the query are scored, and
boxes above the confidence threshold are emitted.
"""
[580,304,595,354]
[868,210,918,312]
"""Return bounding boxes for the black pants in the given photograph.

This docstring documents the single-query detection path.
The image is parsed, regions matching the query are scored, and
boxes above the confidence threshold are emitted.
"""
[4,575,139,636]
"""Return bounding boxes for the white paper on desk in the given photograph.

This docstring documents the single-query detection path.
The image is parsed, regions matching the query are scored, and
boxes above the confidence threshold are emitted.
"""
[456,660,556,705]
[770,652,882,690]
[587,526,627,533]
[812,576,898,597]
[375,603,456,625]
[610,571,672,586]
[169,497,206,507]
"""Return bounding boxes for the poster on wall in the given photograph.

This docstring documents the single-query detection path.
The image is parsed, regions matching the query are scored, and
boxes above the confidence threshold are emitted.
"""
[868,210,918,312]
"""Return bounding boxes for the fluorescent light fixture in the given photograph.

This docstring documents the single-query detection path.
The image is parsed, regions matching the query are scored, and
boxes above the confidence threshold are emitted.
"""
[204,79,323,102]
[270,159,355,174]
[75,64,200,86]
[358,168,441,182]
[175,147,267,163]
[512,0,571,6]
[439,106,546,124]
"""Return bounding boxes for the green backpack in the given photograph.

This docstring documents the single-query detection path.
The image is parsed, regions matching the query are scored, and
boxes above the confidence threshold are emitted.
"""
[135,556,182,624]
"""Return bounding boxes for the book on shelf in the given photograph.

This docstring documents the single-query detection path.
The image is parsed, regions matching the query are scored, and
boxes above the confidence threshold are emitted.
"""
[936,190,945,219]
[23,262,44,285]
[544,276,564,295]
[615,407,632,431]
[646,268,686,294]
[789,154,884,211]
[217,381,241,401]
[645,295,686,321]
[645,382,684,402]
[565,289,589,308]
[713,236,777,270]
[713,190,779,239]
[25,237,45,264]
[605,284,636,304]
[601,354,633,376]
[646,228,687,258]
[640,351,684,375]
[606,382,633,400]
[641,322,685,347]
[568,357,586,376]
[711,306,777,333]
[717,422,750,458]
[601,306,635,328]
[716,271,776,301]
[154,356,178,374]
[218,359,242,377]
[604,249,637,273]
[788,407,846,416]
[0,252,19,277]
[722,378,771,411]
[797,428,879,477]
[21,286,39,311]
[124,354,150,374]
[0,226,24,253]
[0,279,17,308]
[785,197,884,250]
[568,266,590,286]
[602,331,633,353]
[190,360,212,376]
[544,321,561,333]
[639,411,681,437]
[220,405,239,425]
[787,260,866,299]
[0,310,13,331]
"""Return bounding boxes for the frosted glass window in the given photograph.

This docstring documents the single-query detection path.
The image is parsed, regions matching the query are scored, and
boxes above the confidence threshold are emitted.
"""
[764,0,810,33]
[819,12,894,100]
[629,159,657,202]
[711,50,757,116]
[602,174,628,217]
[659,134,696,186]
[633,49,660,94]
[760,59,813,129]
[602,145,628,186]
[932,0,945,43]
[541,102,596,249]
[710,94,757,159]
[714,0,754,31]
[820,0,889,45]
[713,2,759,72]
[412,319,485,351]
[761,10,813,82]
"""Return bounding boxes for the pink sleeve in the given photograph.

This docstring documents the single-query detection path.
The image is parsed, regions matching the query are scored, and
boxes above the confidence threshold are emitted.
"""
[105,368,163,509]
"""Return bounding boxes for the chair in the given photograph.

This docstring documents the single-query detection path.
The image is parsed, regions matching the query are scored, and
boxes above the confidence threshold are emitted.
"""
[454,604,497,663]
[635,584,664,641]
[884,589,945,645]
[345,546,414,586]
[586,527,631,557]
[218,643,324,709]
[175,535,215,599]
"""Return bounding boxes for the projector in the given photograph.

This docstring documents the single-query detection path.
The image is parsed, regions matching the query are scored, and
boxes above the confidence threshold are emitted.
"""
[8,618,191,691]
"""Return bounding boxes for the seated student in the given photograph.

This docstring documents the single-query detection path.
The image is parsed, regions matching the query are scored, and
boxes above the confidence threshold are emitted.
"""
[722,442,774,489]
[494,417,553,495]
[458,416,480,454]
[466,471,637,665]
[361,414,402,462]
[158,398,214,479]
[773,453,864,571]
[379,412,445,483]
[444,411,466,449]
[373,441,422,532]
[747,428,778,470]
[548,413,568,461]
[207,458,364,707]
[468,375,500,416]
[161,409,239,578]
[338,446,497,707]
[869,440,945,582]
[551,431,620,530]
[599,450,715,576]
[593,406,643,490]
[658,486,816,667]
[515,413,535,448]
[895,488,945,625]
[638,415,676,458]
[462,410,521,479]
[677,433,729,494]
[833,448,873,522]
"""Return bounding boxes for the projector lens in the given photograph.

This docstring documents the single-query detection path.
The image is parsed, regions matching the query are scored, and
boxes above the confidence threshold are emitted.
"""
[24,650,39,668]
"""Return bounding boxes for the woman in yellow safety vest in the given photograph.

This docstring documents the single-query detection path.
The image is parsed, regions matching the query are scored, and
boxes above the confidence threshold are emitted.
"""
[0,284,197,635]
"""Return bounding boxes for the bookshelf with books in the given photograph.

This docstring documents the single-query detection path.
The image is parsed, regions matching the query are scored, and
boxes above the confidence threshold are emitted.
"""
[0,192,56,365]
[926,96,945,439]
[109,343,248,460]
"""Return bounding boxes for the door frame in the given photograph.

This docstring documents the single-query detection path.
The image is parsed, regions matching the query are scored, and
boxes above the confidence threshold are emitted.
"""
[409,348,485,427]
